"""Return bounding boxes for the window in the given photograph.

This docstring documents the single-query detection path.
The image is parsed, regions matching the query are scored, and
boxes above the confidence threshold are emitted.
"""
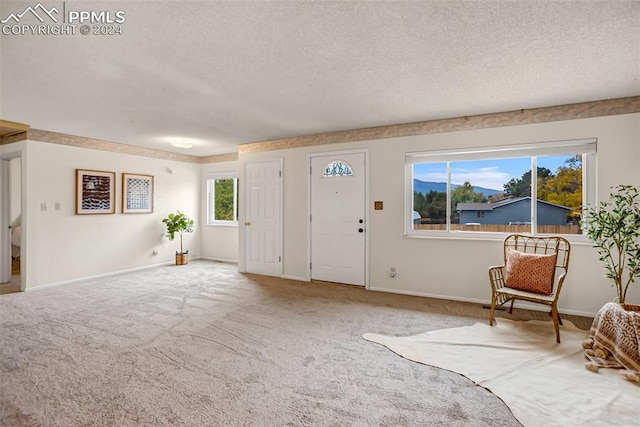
[207,173,238,225]
[323,160,354,177]
[406,138,596,236]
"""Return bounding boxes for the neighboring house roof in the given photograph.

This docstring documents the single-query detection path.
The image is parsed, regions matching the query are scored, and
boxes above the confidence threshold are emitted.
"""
[456,203,493,211]
[456,197,572,212]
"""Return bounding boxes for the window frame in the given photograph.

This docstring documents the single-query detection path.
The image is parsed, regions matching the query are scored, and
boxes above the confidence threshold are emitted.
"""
[405,138,597,240]
[206,172,238,226]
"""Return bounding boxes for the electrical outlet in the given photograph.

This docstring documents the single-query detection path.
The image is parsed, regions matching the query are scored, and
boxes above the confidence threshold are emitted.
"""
[40,202,47,211]
[152,250,159,256]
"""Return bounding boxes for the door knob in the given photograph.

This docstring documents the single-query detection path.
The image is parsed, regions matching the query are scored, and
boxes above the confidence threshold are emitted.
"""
[244,221,251,226]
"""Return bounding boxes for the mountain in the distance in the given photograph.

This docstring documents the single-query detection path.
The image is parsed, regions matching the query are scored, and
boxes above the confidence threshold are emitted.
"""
[413,179,503,198]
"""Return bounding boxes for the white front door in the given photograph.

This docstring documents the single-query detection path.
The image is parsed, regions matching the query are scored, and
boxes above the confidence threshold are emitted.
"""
[244,160,282,276]
[310,152,366,286]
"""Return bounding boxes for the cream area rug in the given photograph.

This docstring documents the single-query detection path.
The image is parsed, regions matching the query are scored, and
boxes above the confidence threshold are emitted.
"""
[364,318,639,427]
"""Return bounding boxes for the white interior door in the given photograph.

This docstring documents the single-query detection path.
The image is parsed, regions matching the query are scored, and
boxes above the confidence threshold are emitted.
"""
[311,152,366,286]
[244,160,282,276]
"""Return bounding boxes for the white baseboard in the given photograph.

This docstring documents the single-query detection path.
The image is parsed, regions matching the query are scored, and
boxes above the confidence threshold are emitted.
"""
[368,286,596,318]
[198,256,238,265]
[25,261,174,292]
[281,274,310,282]
[369,286,485,304]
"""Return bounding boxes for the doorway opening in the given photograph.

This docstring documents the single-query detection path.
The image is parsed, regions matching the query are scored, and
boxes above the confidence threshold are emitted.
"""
[1,156,22,294]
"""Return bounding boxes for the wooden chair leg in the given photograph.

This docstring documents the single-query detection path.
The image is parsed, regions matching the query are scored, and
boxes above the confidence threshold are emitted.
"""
[551,305,561,343]
[489,294,496,326]
[508,298,515,314]
[548,310,563,325]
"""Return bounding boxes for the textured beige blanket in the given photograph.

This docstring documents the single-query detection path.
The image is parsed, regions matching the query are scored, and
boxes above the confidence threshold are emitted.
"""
[364,319,639,427]
[584,302,640,373]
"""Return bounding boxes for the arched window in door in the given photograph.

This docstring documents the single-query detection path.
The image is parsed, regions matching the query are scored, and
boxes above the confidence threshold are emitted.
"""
[322,160,354,177]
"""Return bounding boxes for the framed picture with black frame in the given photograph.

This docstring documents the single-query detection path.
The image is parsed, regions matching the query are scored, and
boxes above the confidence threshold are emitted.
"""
[75,169,116,214]
[122,173,154,213]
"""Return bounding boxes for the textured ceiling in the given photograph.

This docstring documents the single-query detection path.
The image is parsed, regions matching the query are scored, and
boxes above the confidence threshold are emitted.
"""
[1,0,639,156]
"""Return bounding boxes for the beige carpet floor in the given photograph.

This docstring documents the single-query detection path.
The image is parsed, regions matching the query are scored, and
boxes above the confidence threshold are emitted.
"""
[364,318,639,427]
[0,260,594,426]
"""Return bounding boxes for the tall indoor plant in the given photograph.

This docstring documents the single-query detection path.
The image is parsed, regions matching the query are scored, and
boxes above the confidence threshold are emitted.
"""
[581,184,640,305]
[162,211,195,265]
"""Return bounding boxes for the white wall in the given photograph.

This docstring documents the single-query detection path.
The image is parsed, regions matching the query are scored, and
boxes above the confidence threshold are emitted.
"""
[200,160,239,262]
[18,141,201,289]
[240,113,640,316]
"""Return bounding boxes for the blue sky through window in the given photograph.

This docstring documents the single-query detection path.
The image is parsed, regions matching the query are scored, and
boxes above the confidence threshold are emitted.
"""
[414,156,571,191]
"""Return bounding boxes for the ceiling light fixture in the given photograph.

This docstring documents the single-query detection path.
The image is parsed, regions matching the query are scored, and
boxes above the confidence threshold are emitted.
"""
[160,136,207,150]
[170,139,193,149]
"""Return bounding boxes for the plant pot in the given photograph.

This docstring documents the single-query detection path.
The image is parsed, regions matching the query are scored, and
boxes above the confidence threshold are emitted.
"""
[622,303,640,312]
[176,252,188,265]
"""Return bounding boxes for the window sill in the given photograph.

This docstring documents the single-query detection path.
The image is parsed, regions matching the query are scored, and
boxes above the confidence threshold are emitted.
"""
[206,222,238,228]
[403,231,592,245]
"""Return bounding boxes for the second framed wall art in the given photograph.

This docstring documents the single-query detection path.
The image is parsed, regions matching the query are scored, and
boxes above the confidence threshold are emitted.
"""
[122,173,154,213]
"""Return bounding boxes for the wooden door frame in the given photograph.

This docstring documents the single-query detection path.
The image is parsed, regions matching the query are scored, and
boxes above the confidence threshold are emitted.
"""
[307,149,369,288]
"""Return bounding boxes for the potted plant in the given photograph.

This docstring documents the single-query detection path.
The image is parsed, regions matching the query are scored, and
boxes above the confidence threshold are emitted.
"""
[581,184,640,307]
[162,211,194,265]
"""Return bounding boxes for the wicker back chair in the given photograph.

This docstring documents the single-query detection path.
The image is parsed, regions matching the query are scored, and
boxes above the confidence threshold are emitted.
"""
[488,234,571,343]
